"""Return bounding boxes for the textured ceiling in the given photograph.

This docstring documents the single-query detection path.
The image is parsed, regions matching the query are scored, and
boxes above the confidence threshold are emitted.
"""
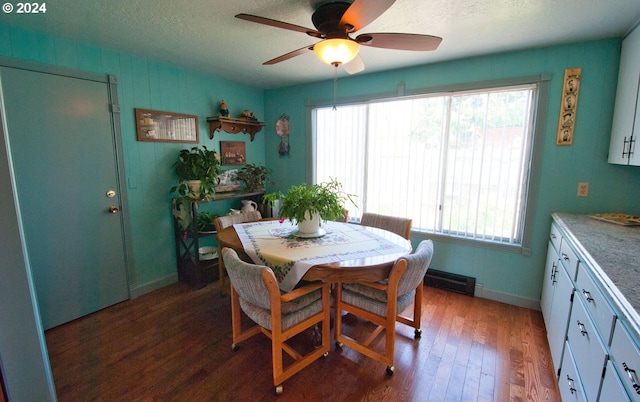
[1,0,639,89]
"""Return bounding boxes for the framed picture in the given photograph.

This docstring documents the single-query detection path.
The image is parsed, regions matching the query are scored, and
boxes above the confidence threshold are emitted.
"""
[135,108,198,143]
[220,141,246,165]
[215,169,241,193]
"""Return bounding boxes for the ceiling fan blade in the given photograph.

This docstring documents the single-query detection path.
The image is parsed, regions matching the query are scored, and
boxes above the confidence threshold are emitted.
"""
[356,33,442,51]
[263,45,314,65]
[340,0,396,32]
[343,54,365,74]
[235,13,321,37]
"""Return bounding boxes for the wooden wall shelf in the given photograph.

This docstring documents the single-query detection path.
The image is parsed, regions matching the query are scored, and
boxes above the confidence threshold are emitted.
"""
[206,116,265,141]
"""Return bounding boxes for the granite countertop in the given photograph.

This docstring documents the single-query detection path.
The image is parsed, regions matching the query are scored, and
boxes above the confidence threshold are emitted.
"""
[552,212,640,336]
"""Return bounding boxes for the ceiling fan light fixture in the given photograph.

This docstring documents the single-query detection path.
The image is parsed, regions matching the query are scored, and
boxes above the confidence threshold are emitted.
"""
[313,38,360,65]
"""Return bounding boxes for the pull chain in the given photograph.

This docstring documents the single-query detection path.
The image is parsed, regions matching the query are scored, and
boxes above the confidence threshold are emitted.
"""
[333,63,338,111]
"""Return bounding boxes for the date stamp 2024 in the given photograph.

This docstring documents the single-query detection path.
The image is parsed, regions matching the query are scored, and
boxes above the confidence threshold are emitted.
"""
[2,2,47,14]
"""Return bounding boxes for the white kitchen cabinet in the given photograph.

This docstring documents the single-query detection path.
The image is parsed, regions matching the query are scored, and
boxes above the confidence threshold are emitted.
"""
[541,240,559,322]
[601,360,632,402]
[609,24,640,166]
[541,225,574,376]
[575,264,617,345]
[611,320,640,401]
[560,342,588,402]
[567,294,609,401]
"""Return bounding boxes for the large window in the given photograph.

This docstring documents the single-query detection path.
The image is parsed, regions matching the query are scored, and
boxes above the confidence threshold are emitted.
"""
[312,81,545,250]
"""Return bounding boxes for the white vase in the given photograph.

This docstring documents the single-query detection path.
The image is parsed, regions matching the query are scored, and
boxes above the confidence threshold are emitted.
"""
[186,180,202,198]
[297,211,321,234]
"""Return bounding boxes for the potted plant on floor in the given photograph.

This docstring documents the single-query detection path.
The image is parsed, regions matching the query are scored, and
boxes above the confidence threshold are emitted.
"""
[236,163,275,192]
[263,178,355,235]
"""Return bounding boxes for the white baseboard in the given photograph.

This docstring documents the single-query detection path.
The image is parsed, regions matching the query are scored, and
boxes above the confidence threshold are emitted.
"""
[129,273,178,299]
[474,283,541,311]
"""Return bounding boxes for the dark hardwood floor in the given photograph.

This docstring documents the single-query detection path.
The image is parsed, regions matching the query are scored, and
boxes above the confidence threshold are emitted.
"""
[45,281,561,401]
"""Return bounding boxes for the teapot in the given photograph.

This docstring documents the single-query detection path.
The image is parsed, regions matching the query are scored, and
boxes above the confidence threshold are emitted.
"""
[241,200,258,213]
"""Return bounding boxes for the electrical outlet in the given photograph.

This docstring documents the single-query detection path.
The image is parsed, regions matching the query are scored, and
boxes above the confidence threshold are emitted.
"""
[577,182,589,197]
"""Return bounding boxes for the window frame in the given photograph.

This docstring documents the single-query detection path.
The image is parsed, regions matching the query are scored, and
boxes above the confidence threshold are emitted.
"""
[307,74,551,255]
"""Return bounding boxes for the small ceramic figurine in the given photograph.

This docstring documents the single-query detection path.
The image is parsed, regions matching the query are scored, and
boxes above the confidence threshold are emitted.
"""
[220,99,229,117]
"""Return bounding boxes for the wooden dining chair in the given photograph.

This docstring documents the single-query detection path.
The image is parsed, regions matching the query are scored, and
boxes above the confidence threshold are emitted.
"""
[360,212,412,240]
[214,211,262,293]
[221,248,331,395]
[334,239,434,375]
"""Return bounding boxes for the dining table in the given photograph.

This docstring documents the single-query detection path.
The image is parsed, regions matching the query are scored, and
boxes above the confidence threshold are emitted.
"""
[216,219,413,291]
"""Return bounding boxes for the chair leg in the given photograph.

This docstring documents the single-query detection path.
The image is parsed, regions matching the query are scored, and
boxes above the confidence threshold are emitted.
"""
[230,285,260,349]
[334,283,344,348]
[218,258,227,296]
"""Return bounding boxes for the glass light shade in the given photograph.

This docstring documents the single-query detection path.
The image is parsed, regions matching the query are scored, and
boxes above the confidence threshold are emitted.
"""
[313,38,360,65]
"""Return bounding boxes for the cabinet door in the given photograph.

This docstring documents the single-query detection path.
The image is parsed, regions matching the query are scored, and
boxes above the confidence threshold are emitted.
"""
[541,241,559,327]
[547,263,574,374]
[568,296,608,401]
[600,360,632,402]
[609,25,640,166]
[560,342,587,402]
[575,265,617,345]
[611,320,640,401]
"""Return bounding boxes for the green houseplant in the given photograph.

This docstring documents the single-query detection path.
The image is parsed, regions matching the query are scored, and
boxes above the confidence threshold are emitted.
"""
[170,145,221,199]
[263,178,355,234]
[236,163,275,192]
[170,146,221,230]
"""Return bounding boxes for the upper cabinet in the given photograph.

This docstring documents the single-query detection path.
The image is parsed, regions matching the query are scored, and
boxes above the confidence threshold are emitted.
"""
[609,25,640,166]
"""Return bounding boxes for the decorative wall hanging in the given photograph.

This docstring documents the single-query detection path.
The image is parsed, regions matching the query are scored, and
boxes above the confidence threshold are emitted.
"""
[556,68,581,145]
[220,141,246,165]
[135,108,198,143]
[276,113,290,156]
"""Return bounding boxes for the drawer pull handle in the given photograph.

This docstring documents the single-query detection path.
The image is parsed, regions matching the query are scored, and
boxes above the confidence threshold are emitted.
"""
[622,362,640,395]
[576,320,588,336]
[551,233,557,239]
[562,253,569,261]
[550,264,558,283]
[566,374,577,394]
[581,289,594,303]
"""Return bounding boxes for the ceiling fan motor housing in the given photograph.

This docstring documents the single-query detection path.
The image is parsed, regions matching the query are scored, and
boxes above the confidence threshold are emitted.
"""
[311,1,352,39]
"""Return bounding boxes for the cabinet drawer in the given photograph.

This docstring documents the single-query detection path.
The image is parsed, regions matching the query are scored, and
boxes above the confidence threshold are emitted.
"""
[600,360,632,401]
[559,240,579,281]
[575,265,617,345]
[568,296,608,402]
[560,341,587,402]
[549,223,562,253]
[611,320,640,401]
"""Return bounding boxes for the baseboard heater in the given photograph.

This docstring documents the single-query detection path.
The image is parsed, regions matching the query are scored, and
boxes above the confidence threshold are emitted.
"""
[424,269,476,296]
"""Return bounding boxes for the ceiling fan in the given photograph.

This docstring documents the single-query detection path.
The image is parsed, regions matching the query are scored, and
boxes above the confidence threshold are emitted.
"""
[235,0,442,74]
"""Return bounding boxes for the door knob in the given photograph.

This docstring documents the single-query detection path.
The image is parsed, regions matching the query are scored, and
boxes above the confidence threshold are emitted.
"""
[108,206,119,214]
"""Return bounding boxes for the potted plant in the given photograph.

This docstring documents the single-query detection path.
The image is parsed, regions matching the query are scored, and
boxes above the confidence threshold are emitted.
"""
[170,146,221,230]
[263,178,355,234]
[170,145,221,199]
[236,163,275,192]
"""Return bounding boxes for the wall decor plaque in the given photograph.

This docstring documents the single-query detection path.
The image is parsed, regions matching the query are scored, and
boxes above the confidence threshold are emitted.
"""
[556,68,581,145]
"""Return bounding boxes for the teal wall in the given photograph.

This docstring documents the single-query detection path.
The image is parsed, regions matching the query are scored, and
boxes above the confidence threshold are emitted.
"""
[0,23,265,290]
[2,19,640,399]
[264,39,640,304]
